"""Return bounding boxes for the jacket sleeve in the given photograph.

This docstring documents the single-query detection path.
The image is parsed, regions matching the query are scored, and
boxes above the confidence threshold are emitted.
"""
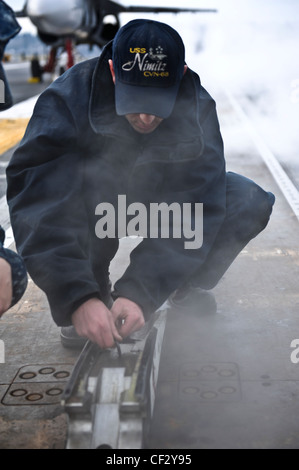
[6,86,102,326]
[113,87,227,317]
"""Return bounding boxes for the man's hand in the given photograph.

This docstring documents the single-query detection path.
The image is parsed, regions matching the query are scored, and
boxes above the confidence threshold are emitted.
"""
[111,297,145,339]
[0,257,13,317]
[71,298,123,349]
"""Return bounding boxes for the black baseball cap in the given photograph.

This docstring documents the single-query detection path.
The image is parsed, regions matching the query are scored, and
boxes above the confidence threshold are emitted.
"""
[112,19,185,119]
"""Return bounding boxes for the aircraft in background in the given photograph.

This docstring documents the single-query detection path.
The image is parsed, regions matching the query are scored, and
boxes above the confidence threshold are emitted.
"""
[13,0,217,76]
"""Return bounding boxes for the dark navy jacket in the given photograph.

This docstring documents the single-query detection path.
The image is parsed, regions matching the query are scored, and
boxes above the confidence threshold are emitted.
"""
[6,42,226,326]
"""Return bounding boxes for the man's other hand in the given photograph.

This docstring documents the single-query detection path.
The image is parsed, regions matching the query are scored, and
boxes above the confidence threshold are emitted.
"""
[71,298,123,349]
[111,297,145,339]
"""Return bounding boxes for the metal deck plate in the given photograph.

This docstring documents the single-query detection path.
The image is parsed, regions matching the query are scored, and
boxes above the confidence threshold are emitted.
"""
[1,364,73,406]
[179,362,241,403]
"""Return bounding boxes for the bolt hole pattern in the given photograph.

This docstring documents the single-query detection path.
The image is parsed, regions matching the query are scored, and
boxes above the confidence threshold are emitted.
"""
[19,372,36,380]
[26,393,43,402]
[38,367,56,375]
[10,389,27,397]
[54,371,70,379]
[46,388,63,396]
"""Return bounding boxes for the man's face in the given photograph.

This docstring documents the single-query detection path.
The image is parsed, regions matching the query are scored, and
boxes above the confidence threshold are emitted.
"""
[125,113,163,134]
[109,60,164,134]
[109,59,188,134]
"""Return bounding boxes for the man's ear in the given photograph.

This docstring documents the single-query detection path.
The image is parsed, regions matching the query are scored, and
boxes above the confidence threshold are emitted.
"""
[108,59,116,84]
[183,65,188,75]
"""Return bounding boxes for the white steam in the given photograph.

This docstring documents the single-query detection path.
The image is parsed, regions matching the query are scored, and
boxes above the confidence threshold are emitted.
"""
[190,0,299,165]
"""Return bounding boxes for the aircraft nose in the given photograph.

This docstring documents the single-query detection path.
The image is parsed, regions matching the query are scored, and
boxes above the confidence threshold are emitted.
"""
[26,0,85,34]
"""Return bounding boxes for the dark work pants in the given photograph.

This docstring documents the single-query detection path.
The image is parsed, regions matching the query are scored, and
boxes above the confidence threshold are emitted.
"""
[189,171,275,290]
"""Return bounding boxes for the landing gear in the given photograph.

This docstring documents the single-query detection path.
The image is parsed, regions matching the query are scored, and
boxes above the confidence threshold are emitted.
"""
[29,54,44,83]
[29,38,76,83]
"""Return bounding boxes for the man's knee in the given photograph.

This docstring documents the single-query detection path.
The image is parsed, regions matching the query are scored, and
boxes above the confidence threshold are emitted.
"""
[244,177,275,226]
[250,186,275,230]
[226,172,275,240]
